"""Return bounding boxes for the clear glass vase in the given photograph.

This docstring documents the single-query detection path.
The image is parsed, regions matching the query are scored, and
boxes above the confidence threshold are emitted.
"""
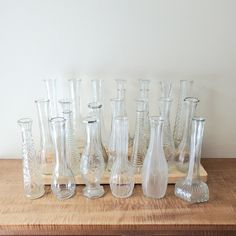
[107,98,126,171]
[59,99,80,176]
[50,117,76,200]
[88,102,108,166]
[131,99,149,173]
[142,116,168,199]
[175,117,209,203]
[160,80,172,98]
[80,117,105,198]
[68,79,84,148]
[158,97,175,170]
[175,97,200,172]
[35,99,54,175]
[110,116,135,198]
[18,118,45,199]
[173,80,194,148]
[43,79,58,118]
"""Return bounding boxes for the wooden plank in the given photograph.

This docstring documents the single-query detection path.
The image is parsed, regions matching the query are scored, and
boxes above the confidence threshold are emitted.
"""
[0,159,235,236]
[42,163,208,185]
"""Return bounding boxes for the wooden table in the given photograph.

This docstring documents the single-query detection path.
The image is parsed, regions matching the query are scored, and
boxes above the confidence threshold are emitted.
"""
[0,159,235,235]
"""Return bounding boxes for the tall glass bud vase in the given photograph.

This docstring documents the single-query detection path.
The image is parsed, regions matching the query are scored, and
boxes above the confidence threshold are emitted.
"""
[88,102,108,166]
[50,117,76,200]
[18,118,45,199]
[35,99,54,175]
[80,117,105,199]
[175,117,209,203]
[173,80,194,148]
[142,117,168,199]
[110,116,134,198]
[107,98,126,171]
[175,97,199,172]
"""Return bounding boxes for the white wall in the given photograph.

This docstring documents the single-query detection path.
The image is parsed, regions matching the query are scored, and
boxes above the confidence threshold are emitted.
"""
[0,0,235,158]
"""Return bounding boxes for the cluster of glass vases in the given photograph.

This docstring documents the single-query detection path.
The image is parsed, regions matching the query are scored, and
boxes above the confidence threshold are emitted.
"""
[17,78,209,203]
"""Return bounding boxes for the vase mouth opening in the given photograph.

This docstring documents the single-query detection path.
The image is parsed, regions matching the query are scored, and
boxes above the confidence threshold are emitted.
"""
[58,98,71,104]
[88,102,102,109]
[115,116,128,122]
[17,118,32,125]
[150,116,164,124]
[49,117,65,125]
[43,78,56,82]
[180,79,194,83]
[184,97,200,103]
[83,116,98,124]
[68,78,81,82]
[110,98,124,102]
[193,117,205,122]
[35,99,49,103]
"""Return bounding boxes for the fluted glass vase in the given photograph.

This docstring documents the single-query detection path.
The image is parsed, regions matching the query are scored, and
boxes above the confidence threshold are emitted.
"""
[18,118,45,199]
[131,100,149,173]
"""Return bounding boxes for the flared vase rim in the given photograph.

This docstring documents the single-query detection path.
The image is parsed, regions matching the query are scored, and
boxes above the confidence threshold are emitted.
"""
[83,116,98,124]
[49,117,65,125]
[17,118,33,125]
[35,99,50,103]
[68,78,82,82]
[58,98,72,104]
[88,102,102,109]
[149,116,164,123]
[110,97,124,102]
[43,78,57,82]
[192,117,206,122]
[115,78,127,82]
[114,116,128,122]
[184,97,200,103]
[180,79,194,83]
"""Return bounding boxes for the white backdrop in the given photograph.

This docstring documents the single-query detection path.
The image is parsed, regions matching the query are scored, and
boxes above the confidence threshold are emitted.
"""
[0,0,235,158]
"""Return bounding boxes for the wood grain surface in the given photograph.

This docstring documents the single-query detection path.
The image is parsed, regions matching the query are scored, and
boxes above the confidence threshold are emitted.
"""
[0,158,235,235]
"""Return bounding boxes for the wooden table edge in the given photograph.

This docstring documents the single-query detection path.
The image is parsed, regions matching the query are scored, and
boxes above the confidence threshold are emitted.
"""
[0,224,236,235]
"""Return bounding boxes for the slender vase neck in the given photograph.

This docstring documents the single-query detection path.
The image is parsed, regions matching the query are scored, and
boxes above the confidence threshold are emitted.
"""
[69,79,81,121]
[148,117,164,153]
[50,118,67,169]
[85,122,99,145]
[181,98,199,143]
[115,117,128,163]
[35,100,51,146]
